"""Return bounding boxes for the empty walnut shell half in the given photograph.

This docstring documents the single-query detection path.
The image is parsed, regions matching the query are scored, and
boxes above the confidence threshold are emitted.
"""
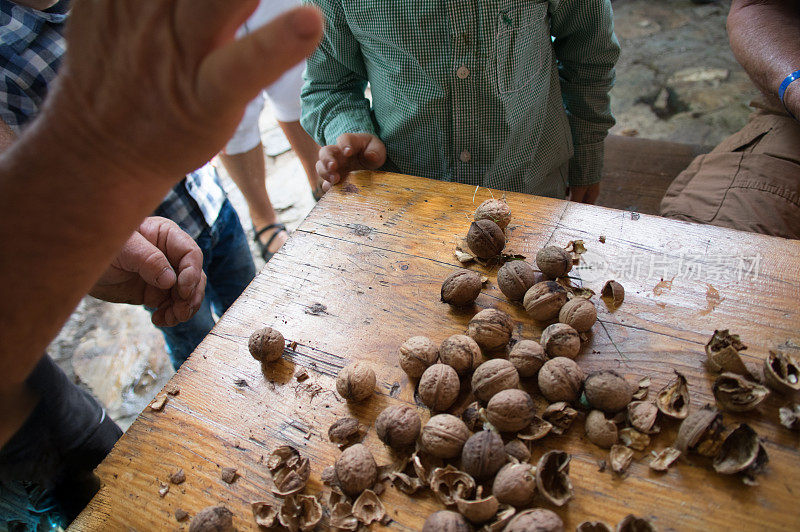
[674,404,725,457]
[486,389,536,433]
[616,515,657,532]
[353,489,385,525]
[462,430,507,480]
[508,339,548,378]
[712,372,770,412]
[540,323,581,359]
[518,416,553,442]
[330,501,358,531]
[627,401,659,434]
[763,350,800,394]
[492,463,537,508]
[467,308,515,352]
[441,269,483,307]
[498,260,540,301]
[268,445,302,472]
[559,298,598,333]
[542,401,578,435]
[272,458,310,497]
[472,358,520,402]
[535,450,573,506]
[705,329,750,376]
[251,502,278,529]
[601,280,625,309]
[430,465,476,506]
[656,371,690,419]
[467,219,506,260]
[454,487,500,524]
[475,198,512,230]
[505,508,564,532]
[536,246,573,279]
[779,403,800,431]
[423,510,471,532]
[278,494,322,532]
[713,423,760,475]
[523,281,568,322]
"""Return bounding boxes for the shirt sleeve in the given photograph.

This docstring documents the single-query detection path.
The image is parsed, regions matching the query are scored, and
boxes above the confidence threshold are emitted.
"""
[550,0,620,187]
[301,0,377,146]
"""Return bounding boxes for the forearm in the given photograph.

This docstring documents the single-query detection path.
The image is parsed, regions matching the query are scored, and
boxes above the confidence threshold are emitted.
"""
[0,119,16,153]
[728,0,800,116]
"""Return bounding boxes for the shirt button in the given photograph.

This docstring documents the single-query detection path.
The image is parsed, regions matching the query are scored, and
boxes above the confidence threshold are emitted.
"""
[456,66,470,79]
[459,150,471,163]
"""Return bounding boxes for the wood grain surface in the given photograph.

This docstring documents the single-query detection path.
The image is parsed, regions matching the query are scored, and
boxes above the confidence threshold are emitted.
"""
[72,171,800,531]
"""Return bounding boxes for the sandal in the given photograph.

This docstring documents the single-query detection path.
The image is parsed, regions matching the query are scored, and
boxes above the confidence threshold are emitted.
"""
[253,223,287,262]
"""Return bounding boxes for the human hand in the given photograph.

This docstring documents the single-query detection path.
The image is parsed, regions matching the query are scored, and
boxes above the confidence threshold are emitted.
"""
[38,1,324,183]
[89,217,206,327]
[316,133,387,189]
[568,184,601,205]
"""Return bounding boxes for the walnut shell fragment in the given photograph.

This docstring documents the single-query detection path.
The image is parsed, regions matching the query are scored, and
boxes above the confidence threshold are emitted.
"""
[251,501,278,529]
[616,515,657,532]
[279,494,323,532]
[189,505,233,532]
[375,404,421,449]
[518,416,553,442]
[542,401,578,435]
[535,451,573,506]
[335,444,378,497]
[656,371,690,419]
[399,336,439,378]
[413,450,444,483]
[467,219,506,260]
[328,417,362,448]
[389,471,425,494]
[504,439,531,463]
[336,362,376,402]
[508,339,548,377]
[169,469,186,485]
[537,246,573,279]
[248,326,285,363]
[648,447,681,472]
[540,323,581,359]
[467,308,515,352]
[220,467,238,484]
[419,363,461,411]
[268,446,311,498]
[462,401,485,432]
[627,401,659,434]
[486,389,536,433]
[713,423,760,475]
[712,372,770,412]
[493,463,537,508]
[763,350,800,394]
[609,444,634,476]
[472,358,520,402]
[498,260,539,301]
[504,508,564,532]
[674,404,725,457]
[352,489,385,525]
[705,329,750,376]
[423,510,471,532]
[454,487,499,524]
[523,281,568,322]
[330,501,359,531]
[585,410,618,449]
[632,377,650,401]
[559,298,598,333]
[442,269,483,306]
[578,522,613,532]
[430,465,476,506]
[601,280,625,309]
[462,430,507,480]
[475,198,512,230]
[779,403,800,431]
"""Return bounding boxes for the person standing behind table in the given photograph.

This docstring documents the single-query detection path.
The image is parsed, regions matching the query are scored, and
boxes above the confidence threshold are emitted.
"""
[0,0,256,369]
[301,0,620,204]
[660,0,800,239]
[220,0,325,262]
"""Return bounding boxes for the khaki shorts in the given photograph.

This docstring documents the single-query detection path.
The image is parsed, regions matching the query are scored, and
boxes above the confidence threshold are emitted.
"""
[660,110,800,240]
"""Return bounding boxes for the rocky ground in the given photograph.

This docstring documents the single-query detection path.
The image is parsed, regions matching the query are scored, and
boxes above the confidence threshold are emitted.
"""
[46,0,758,431]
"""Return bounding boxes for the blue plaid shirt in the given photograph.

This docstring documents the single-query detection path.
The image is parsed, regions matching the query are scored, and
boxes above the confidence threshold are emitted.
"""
[0,0,225,238]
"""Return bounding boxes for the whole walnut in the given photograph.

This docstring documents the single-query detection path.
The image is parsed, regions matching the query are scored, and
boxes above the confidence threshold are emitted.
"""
[248,327,285,363]
[536,246,573,279]
[335,444,377,497]
[492,463,537,508]
[422,510,471,532]
[439,335,482,376]
[559,298,598,332]
[472,359,520,402]
[336,362,376,402]
[466,219,506,259]
[523,281,568,322]
[375,405,421,449]
[540,323,581,359]
[418,364,460,411]
[398,336,439,379]
[467,308,514,352]
[508,340,548,378]
[486,389,535,432]
[475,199,512,230]
[584,410,618,449]
[498,261,540,301]
[461,430,507,479]
[584,370,633,413]
[189,505,234,532]
[537,357,584,403]
[441,270,483,307]
[421,414,472,458]
[504,508,564,532]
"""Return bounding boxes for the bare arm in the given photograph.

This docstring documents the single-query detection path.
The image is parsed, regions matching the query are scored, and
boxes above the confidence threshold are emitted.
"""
[0,118,15,153]
[728,0,800,116]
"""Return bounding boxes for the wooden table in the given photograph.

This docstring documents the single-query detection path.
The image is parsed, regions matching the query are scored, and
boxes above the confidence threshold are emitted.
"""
[73,171,800,531]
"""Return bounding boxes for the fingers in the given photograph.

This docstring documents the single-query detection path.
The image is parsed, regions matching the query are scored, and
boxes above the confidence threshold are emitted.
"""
[361,135,387,169]
[139,217,205,301]
[197,6,324,111]
[317,133,386,187]
[114,231,177,290]
[318,144,347,185]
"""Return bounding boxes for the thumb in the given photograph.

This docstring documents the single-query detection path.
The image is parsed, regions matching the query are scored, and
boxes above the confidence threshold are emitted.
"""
[197,6,324,110]
[362,135,387,169]
[115,232,177,290]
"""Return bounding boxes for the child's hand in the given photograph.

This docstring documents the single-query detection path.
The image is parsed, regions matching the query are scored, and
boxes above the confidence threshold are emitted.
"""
[316,133,387,189]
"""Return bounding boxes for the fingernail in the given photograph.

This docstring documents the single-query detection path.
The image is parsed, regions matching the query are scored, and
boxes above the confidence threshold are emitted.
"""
[327,161,335,171]
[291,7,321,39]
[343,146,353,156]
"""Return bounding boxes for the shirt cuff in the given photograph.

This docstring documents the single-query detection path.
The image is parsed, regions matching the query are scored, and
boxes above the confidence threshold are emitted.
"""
[323,110,377,146]
[568,140,605,187]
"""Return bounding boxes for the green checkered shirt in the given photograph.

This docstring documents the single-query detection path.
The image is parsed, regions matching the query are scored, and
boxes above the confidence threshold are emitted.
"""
[301,0,619,197]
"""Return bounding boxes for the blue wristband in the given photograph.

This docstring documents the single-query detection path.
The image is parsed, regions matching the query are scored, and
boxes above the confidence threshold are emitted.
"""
[778,70,800,118]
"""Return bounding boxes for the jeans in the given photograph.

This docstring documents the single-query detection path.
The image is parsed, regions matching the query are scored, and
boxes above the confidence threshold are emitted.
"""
[157,199,256,369]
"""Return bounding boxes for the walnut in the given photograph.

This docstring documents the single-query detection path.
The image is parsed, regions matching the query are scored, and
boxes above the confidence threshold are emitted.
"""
[418,364,460,411]
[504,439,531,463]
[656,371,690,419]
[626,401,659,434]
[336,362,376,402]
[492,463,536,507]
[585,410,618,449]
[498,261,540,301]
[423,510,471,532]
[674,404,725,457]
[189,505,233,532]
[328,417,362,447]
[535,450,573,506]
[486,389,535,432]
[421,414,472,459]
[471,359,520,402]
[461,430,507,479]
[540,323,581,359]
[523,281,568,321]
[537,357,584,403]
[466,308,514,352]
[475,198,512,230]
[441,269,483,306]
[466,219,506,259]
[504,508,564,532]
[508,340,548,378]
[763,349,800,394]
[536,246,573,279]
[584,371,633,413]
[375,405,421,449]
[335,444,378,497]
[713,424,760,474]
[440,334,482,376]
[712,372,770,412]
[558,298,597,332]
[398,336,439,379]
[248,327,284,363]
